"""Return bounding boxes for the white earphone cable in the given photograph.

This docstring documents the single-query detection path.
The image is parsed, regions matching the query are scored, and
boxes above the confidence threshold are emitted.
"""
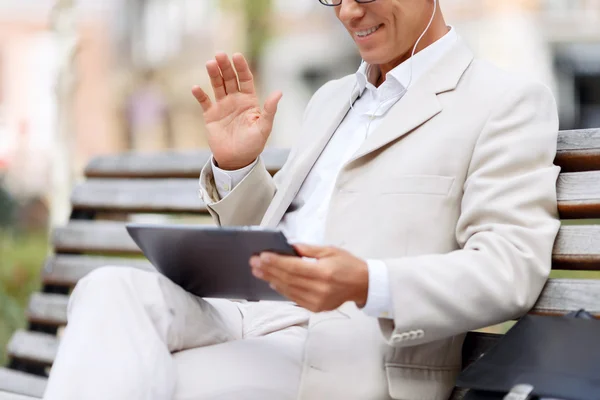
[359,0,438,137]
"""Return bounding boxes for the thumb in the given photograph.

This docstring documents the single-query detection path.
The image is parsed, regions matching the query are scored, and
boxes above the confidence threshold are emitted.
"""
[262,91,283,123]
[293,243,332,259]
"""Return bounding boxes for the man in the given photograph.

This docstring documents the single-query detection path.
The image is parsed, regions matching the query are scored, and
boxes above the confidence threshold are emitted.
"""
[43,0,560,399]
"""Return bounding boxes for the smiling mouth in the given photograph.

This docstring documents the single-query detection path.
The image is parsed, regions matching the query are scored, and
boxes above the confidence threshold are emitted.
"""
[355,24,383,38]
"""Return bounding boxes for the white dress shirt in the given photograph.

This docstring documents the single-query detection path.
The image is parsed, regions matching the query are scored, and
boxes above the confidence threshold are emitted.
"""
[208,27,458,319]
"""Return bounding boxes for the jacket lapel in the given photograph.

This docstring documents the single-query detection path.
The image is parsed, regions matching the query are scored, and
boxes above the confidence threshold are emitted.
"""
[261,38,474,228]
[348,38,474,164]
[261,78,361,228]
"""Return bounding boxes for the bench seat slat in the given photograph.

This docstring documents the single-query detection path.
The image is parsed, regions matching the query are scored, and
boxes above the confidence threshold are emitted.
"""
[556,128,600,172]
[23,279,600,329]
[51,221,600,270]
[84,148,290,179]
[43,255,154,287]
[71,179,206,214]
[0,369,46,399]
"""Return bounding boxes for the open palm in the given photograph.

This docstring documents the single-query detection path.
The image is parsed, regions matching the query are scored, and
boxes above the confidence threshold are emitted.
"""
[192,53,282,170]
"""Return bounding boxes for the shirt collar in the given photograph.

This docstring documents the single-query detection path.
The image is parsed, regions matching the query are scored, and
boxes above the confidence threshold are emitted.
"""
[355,26,458,94]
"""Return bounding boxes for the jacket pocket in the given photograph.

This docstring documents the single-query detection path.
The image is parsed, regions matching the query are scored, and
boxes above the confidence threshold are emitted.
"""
[382,175,455,196]
[385,364,459,400]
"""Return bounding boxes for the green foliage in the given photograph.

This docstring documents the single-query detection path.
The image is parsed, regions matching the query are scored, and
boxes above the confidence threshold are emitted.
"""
[219,0,273,67]
[243,0,272,67]
[0,231,47,365]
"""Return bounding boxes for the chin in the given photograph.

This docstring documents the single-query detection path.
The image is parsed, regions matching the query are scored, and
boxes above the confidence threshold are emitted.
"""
[359,52,386,66]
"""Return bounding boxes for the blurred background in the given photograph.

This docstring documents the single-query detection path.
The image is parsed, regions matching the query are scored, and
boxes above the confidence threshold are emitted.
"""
[0,0,599,363]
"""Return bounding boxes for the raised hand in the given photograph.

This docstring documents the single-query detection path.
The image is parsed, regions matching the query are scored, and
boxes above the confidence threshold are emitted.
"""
[192,53,282,170]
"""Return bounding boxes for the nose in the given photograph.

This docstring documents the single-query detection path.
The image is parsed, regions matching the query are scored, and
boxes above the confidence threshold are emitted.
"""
[337,0,366,22]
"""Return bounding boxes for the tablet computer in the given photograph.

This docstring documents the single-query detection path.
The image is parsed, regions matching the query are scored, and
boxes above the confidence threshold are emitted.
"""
[126,223,298,301]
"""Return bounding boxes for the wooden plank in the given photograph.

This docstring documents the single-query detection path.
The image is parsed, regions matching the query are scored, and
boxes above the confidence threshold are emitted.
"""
[69,171,600,218]
[502,278,600,318]
[43,255,154,287]
[80,130,600,177]
[557,171,600,219]
[553,225,600,270]
[71,179,207,214]
[52,221,600,269]
[52,221,140,254]
[84,148,290,179]
[0,369,46,399]
[535,278,600,315]
[7,331,58,367]
[27,293,68,326]
[556,128,600,172]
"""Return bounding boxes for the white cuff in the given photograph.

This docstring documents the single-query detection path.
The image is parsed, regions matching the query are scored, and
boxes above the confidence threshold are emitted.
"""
[361,260,394,319]
[211,157,258,199]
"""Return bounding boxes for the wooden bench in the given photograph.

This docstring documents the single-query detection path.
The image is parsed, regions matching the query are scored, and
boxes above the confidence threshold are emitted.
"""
[1,130,600,399]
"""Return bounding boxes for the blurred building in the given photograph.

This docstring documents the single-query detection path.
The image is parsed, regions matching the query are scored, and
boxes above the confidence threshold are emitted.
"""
[0,0,117,199]
[445,0,600,130]
[262,0,600,145]
[0,0,599,202]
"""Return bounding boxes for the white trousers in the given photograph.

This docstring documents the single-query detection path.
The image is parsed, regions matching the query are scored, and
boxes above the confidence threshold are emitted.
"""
[43,267,311,400]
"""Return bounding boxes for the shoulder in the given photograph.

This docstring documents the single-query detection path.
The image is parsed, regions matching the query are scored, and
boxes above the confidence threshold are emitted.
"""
[460,59,556,108]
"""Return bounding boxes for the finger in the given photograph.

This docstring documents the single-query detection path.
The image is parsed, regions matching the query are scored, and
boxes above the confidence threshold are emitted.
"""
[206,60,227,100]
[215,53,239,95]
[232,53,255,95]
[257,252,319,280]
[271,283,315,309]
[263,91,283,123]
[254,265,319,291]
[191,86,212,112]
[293,244,334,259]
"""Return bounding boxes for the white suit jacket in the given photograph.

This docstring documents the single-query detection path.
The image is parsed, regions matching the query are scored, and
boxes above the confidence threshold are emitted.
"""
[199,38,560,399]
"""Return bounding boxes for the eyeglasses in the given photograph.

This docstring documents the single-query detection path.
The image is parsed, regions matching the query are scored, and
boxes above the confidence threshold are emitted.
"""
[318,0,377,6]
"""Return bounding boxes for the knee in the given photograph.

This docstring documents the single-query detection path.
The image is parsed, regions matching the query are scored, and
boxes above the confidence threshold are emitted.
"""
[78,265,139,289]
[69,266,150,309]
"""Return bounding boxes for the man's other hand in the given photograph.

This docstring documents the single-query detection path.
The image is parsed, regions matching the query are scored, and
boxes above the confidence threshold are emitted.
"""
[250,244,369,313]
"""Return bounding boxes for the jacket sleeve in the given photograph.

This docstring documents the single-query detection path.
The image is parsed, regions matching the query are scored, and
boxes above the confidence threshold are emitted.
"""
[379,81,561,347]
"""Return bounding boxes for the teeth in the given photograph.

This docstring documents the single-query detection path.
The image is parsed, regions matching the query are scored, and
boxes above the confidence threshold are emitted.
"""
[356,25,380,38]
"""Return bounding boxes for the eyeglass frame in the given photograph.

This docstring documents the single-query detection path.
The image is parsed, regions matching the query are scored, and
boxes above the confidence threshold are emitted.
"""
[318,0,377,6]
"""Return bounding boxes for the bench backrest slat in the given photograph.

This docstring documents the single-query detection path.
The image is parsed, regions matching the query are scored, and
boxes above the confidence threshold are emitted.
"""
[84,148,290,179]
[556,128,600,172]
[49,220,600,271]
[69,171,600,218]
[71,179,206,214]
